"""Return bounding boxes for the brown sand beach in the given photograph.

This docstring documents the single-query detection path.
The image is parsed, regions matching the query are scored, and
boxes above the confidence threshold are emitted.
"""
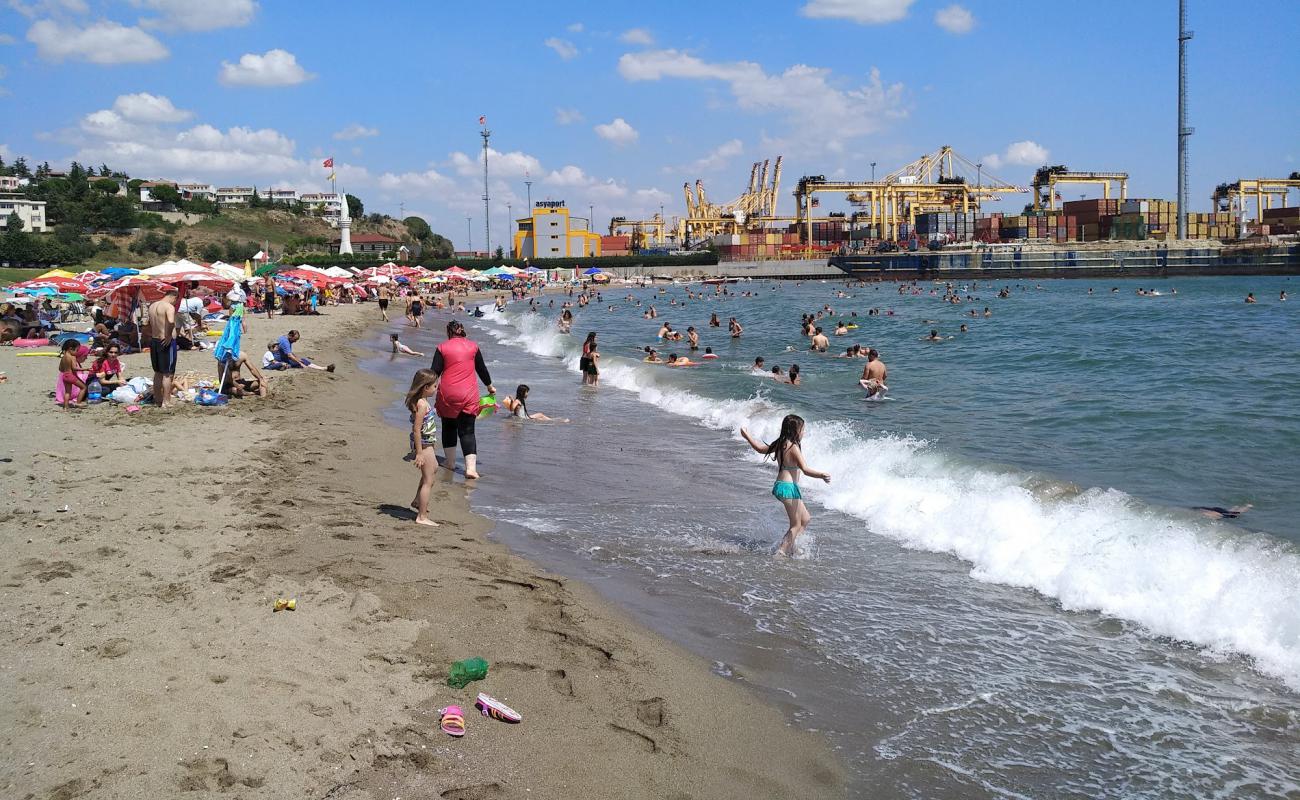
[0,302,844,799]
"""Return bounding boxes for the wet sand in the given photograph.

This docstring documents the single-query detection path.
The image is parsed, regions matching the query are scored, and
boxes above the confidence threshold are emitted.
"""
[0,301,844,799]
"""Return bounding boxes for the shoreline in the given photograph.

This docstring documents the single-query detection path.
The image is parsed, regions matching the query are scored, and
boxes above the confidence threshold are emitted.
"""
[0,301,845,799]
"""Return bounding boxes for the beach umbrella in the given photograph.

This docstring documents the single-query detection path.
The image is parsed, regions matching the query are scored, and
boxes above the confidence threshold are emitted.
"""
[523,266,542,274]
[36,269,76,279]
[205,261,245,282]
[497,274,516,281]
[59,292,86,301]
[14,276,90,293]
[158,270,235,292]
[87,275,172,303]
[101,267,139,278]
[12,286,58,296]
[582,267,603,275]
[590,273,610,282]
[444,266,468,275]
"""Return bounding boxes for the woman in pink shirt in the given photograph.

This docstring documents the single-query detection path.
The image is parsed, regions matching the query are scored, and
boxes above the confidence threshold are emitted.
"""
[430,320,495,479]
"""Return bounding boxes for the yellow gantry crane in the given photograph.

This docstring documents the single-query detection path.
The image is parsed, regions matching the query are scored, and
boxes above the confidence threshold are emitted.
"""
[793,146,1026,242]
[1212,177,1300,221]
[608,214,668,250]
[1031,166,1129,210]
[681,156,784,241]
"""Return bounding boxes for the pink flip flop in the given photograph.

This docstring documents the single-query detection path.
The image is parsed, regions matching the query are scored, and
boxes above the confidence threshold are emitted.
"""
[439,705,466,737]
[475,693,521,723]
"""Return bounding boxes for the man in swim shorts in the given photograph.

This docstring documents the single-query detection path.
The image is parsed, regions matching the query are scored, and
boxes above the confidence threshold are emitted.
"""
[147,285,179,407]
[378,284,392,320]
[859,348,887,398]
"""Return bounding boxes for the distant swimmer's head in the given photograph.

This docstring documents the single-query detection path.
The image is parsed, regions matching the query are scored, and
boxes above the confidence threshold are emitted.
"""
[754,356,765,367]
[705,347,713,354]
[930,329,939,337]
[772,365,783,375]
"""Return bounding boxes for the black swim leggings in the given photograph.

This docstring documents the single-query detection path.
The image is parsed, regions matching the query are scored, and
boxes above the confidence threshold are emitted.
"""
[440,412,478,455]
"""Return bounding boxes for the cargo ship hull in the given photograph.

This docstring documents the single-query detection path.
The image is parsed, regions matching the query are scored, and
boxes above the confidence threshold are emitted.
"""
[831,243,1300,280]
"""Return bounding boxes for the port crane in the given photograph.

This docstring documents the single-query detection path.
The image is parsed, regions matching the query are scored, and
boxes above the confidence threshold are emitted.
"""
[1031,166,1129,211]
[608,214,668,250]
[681,156,784,241]
[793,146,1025,242]
[1211,177,1300,221]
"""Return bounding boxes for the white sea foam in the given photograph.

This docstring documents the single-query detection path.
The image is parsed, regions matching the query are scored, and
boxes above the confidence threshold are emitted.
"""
[481,309,1300,689]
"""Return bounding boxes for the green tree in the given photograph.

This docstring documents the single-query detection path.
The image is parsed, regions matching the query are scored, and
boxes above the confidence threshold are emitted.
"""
[93,177,120,196]
[425,233,454,259]
[494,245,505,260]
[149,184,183,207]
[12,157,31,178]
[404,216,432,240]
[6,211,24,233]
[200,242,224,262]
[345,193,363,220]
[173,239,189,258]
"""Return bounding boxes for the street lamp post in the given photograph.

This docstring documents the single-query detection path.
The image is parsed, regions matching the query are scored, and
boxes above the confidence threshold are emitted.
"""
[871,161,876,182]
[466,216,472,253]
[507,202,513,258]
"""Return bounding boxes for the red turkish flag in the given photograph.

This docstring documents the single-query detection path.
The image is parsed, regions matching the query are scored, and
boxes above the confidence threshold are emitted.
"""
[478,115,486,125]
[322,157,334,168]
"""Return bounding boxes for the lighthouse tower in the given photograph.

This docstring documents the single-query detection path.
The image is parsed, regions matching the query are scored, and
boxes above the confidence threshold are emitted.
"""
[337,189,353,255]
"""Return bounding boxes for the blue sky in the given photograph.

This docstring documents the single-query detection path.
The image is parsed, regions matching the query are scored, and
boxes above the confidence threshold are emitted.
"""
[1,0,1296,250]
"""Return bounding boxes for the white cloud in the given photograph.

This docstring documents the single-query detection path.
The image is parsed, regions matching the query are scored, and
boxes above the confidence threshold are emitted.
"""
[0,144,11,160]
[566,22,584,33]
[684,139,744,173]
[0,33,17,45]
[333,123,379,141]
[544,37,578,60]
[27,19,169,64]
[619,49,905,152]
[620,28,653,46]
[555,107,584,125]
[449,147,542,179]
[134,0,258,31]
[800,0,914,25]
[980,140,1049,170]
[594,117,638,146]
[934,4,974,34]
[377,167,457,194]
[113,92,191,123]
[8,0,88,19]
[218,48,314,87]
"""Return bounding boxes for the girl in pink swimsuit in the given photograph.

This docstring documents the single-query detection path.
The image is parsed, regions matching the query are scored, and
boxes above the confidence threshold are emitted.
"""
[430,320,494,479]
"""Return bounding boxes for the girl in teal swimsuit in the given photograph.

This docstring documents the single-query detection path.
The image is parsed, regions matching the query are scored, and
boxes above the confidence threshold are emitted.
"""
[740,414,831,556]
[405,369,441,527]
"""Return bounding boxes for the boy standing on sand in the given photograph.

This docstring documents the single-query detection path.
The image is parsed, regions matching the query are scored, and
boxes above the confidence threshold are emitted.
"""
[147,286,178,407]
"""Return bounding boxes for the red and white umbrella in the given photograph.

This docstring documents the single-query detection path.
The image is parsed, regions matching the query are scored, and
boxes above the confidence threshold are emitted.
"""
[12,276,91,293]
[157,270,234,292]
[86,275,173,303]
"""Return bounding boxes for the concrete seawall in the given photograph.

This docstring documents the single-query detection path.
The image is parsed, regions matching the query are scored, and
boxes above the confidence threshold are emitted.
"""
[600,259,838,281]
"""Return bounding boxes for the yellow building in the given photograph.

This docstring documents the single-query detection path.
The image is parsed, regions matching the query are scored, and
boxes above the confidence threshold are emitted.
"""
[513,201,601,259]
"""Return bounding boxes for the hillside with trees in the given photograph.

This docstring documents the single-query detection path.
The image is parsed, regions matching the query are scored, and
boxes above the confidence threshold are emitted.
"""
[0,157,454,270]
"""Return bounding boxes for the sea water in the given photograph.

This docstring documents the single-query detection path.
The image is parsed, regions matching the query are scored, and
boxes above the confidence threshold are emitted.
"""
[365,275,1300,799]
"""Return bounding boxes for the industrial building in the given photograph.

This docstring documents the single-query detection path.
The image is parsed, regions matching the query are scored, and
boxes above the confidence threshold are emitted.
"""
[513,201,601,259]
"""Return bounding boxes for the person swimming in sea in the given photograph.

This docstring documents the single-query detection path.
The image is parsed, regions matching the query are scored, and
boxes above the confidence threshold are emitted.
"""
[740,414,831,557]
[923,329,949,342]
[1193,504,1252,519]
